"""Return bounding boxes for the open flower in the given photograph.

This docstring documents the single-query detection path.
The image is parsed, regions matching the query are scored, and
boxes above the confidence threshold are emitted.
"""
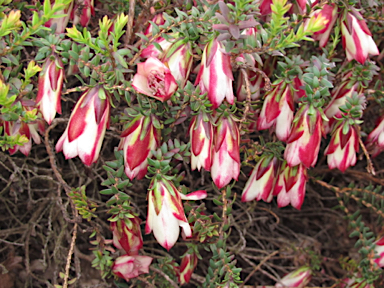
[55,86,110,166]
[189,112,213,172]
[36,56,63,124]
[132,57,178,102]
[195,39,234,108]
[112,255,153,281]
[211,115,240,189]
[341,11,379,64]
[119,115,160,180]
[110,216,143,255]
[145,178,207,250]
[325,122,359,172]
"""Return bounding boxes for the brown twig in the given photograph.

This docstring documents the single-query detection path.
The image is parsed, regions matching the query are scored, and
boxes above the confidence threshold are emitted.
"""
[150,266,179,288]
[240,250,279,287]
[358,131,376,175]
[63,222,78,288]
[125,0,136,45]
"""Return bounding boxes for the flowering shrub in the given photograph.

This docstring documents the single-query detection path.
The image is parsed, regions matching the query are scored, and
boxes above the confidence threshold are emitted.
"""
[0,0,383,287]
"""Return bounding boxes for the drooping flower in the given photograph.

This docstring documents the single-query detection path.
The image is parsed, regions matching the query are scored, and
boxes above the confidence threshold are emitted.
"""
[189,112,213,172]
[275,266,312,288]
[195,39,234,109]
[284,105,324,168]
[341,11,379,64]
[241,154,279,203]
[323,77,363,134]
[160,39,193,87]
[112,255,153,281]
[145,177,207,250]
[4,116,45,156]
[236,58,264,102]
[274,162,308,210]
[55,86,110,166]
[373,236,384,268]
[257,81,294,142]
[325,122,359,172]
[110,216,143,255]
[119,115,160,180]
[366,115,384,157]
[310,4,338,48]
[36,56,64,124]
[339,274,374,288]
[132,57,178,102]
[72,0,94,27]
[178,251,198,285]
[211,115,240,189]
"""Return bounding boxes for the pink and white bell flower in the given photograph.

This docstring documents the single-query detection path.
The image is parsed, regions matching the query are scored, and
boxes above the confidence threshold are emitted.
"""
[211,115,240,189]
[366,115,384,157]
[310,4,338,48]
[4,116,45,156]
[324,80,363,134]
[236,59,264,102]
[160,39,193,88]
[274,162,308,210]
[257,82,294,142]
[373,235,384,268]
[145,178,207,250]
[144,13,166,36]
[284,105,324,168]
[195,39,234,109]
[189,112,213,172]
[241,154,279,203]
[341,11,379,64]
[110,216,143,255]
[178,251,198,285]
[275,266,312,288]
[119,115,160,180]
[72,0,94,27]
[132,57,178,102]
[324,122,359,172]
[112,255,153,281]
[36,56,64,124]
[340,274,374,288]
[44,1,73,34]
[55,86,110,166]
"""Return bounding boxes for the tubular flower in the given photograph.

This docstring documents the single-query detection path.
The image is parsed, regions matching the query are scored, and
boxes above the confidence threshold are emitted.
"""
[36,56,64,124]
[366,115,384,157]
[4,117,44,156]
[119,115,160,180]
[284,105,324,168]
[257,82,294,142]
[72,0,94,27]
[341,11,379,64]
[275,266,312,288]
[211,115,240,189]
[189,112,213,172]
[178,251,198,285]
[132,57,178,102]
[145,178,207,250]
[161,39,193,88]
[241,154,279,203]
[324,122,359,172]
[340,274,374,288]
[274,162,308,210]
[110,216,143,255]
[310,4,338,48]
[44,1,73,34]
[112,255,153,281]
[141,14,171,59]
[55,86,110,166]
[236,58,264,102]
[323,77,362,134]
[195,39,234,109]
[373,236,384,268]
